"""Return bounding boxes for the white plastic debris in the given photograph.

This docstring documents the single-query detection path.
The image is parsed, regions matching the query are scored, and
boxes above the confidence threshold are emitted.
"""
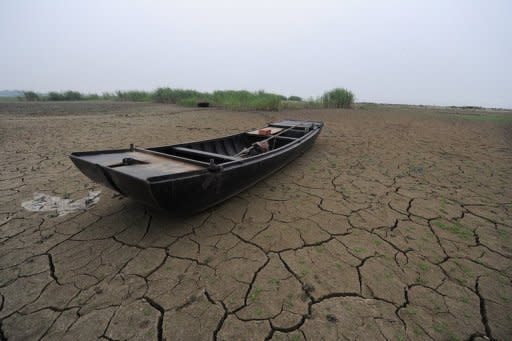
[22,191,101,216]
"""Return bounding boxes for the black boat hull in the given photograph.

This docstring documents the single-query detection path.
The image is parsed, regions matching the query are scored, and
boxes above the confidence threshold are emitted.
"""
[151,128,320,212]
[70,120,323,213]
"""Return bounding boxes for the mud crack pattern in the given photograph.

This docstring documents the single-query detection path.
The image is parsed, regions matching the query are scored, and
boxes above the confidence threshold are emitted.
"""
[1,102,511,340]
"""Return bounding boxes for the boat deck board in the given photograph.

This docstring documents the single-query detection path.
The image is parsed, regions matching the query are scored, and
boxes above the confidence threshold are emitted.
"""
[77,151,203,179]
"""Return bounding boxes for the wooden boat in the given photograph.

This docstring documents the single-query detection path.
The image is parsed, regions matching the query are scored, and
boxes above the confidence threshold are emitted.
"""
[70,120,323,213]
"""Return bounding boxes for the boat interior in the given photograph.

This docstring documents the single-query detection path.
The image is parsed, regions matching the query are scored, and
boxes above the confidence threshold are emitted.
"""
[147,122,313,164]
[71,121,319,181]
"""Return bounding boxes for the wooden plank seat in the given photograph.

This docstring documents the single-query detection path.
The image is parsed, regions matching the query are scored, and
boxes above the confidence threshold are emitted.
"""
[172,146,241,161]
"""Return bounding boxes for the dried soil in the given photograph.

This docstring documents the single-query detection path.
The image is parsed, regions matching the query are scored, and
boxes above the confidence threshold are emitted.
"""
[1,101,511,340]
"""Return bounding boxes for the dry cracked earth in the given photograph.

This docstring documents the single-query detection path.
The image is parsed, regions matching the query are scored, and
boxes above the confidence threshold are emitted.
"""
[0,101,511,340]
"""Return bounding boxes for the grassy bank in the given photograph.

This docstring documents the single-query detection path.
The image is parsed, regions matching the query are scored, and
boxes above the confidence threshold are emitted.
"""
[16,87,355,111]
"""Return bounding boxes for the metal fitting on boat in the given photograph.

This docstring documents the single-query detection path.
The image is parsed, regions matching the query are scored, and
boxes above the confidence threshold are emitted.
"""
[208,159,222,172]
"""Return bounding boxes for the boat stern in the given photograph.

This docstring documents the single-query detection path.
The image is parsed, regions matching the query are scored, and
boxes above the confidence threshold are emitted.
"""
[70,149,203,209]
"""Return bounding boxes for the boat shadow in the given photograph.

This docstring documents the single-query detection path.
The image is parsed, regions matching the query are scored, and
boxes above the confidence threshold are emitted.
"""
[105,198,215,247]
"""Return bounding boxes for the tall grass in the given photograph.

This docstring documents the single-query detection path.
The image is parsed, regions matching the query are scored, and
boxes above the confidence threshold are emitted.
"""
[153,88,209,104]
[212,90,281,111]
[321,88,354,108]
[153,88,281,110]
[280,99,323,110]
[177,97,202,107]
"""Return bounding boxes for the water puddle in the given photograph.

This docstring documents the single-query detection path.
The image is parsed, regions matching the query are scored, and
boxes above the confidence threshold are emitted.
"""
[22,191,101,216]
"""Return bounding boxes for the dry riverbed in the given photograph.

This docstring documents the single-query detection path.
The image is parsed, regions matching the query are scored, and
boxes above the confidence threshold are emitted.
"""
[1,101,511,340]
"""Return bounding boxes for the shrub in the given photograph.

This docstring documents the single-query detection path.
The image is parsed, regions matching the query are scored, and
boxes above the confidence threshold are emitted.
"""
[288,95,302,101]
[63,90,82,100]
[47,91,82,101]
[115,90,152,102]
[321,88,354,108]
[47,92,63,101]
[23,91,40,101]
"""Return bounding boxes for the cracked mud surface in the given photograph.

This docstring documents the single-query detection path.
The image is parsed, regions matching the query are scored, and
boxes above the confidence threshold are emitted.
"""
[1,102,511,340]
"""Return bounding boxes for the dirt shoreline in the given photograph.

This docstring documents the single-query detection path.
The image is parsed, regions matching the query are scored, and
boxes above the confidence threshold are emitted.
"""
[1,102,511,340]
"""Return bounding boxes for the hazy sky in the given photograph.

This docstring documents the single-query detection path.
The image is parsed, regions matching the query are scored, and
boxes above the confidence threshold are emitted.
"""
[1,0,511,107]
